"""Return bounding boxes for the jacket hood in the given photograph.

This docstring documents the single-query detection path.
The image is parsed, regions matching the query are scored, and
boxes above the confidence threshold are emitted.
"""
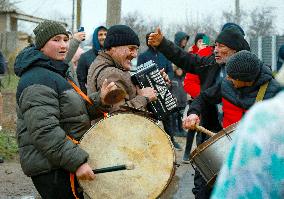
[174,31,189,47]
[253,63,273,86]
[92,26,107,51]
[14,45,69,77]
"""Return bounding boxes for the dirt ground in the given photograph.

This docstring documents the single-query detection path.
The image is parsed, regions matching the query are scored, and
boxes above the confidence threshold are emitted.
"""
[0,160,39,199]
[0,91,39,199]
[0,139,194,199]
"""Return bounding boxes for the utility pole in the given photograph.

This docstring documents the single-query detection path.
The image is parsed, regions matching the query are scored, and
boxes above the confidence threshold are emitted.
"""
[71,0,75,32]
[76,0,82,30]
[106,0,121,27]
[235,0,240,24]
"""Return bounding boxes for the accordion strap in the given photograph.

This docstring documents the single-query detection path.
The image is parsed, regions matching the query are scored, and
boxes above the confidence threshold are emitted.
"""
[255,81,269,103]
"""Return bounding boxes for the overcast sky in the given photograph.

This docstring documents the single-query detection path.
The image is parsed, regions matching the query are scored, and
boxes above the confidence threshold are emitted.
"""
[13,0,284,37]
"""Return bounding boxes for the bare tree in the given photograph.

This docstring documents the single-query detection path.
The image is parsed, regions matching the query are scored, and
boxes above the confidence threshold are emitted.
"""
[121,12,162,52]
[247,7,275,37]
[222,6,276,37]
[221,7,248,32]
[167,16,219,46]
[0,0,22,10]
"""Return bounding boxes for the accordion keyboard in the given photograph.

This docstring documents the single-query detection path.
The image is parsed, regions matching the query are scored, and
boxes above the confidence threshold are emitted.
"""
[131,60,177,120]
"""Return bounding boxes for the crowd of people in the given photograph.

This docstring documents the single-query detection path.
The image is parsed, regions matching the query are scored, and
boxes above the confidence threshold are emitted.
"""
[2,18,282,199]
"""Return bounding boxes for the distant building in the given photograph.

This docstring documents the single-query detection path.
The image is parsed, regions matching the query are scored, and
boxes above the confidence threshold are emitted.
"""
[0,1,67,54]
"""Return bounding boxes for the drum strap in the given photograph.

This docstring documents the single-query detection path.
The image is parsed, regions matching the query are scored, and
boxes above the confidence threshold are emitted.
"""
[67,80,108,198]
[67,136,80,199]
[255,81,269,103]
[68,78,109,118]
[68,79,94,105]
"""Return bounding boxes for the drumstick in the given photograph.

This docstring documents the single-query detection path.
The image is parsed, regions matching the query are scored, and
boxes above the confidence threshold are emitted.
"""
[195,125,215,137]
[93,163,134,174]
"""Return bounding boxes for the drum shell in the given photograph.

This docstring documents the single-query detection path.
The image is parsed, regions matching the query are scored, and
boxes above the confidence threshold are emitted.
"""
[190,123,237,185]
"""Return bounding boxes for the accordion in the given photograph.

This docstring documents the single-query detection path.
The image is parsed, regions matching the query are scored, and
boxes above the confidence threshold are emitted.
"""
[131,60,177,120]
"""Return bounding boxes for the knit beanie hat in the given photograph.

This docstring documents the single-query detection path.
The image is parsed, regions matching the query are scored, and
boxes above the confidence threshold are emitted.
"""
[221,22,245,36]
[226,50,261,82]
[215,28,250,52]
[104,25,140,49]
[33,20,68,49]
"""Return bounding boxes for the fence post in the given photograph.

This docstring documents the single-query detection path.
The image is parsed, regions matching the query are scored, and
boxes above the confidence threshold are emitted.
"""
[258,36,262,61]
[271,35,277,71]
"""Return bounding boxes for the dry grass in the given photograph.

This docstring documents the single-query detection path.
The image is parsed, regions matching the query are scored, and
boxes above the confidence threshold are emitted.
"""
[0,129,18,160]
[1,74,18,159]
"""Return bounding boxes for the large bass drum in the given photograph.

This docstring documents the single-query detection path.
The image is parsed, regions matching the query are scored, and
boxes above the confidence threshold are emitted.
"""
[79,113,175,199]
[190,123,238,186]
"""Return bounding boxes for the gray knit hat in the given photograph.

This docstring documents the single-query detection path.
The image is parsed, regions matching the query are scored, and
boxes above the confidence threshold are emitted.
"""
[104,25,140,49]
[33,20,68,49]
[226,50,261,82]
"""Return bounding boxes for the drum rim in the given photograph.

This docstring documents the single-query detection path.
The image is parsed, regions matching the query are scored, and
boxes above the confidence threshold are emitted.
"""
[79,112,176,198]
[207,174,217,187]
[189,122,238,160]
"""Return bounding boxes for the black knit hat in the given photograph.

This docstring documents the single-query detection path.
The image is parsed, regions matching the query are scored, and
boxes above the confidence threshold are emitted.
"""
[226,50,261,82]
[104,25,140,49]
[215,28,250,52]
[221,22,245,36]
[33,20,68,49]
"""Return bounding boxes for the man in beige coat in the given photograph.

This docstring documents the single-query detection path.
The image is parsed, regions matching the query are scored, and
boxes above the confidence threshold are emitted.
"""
[87,25,157,114]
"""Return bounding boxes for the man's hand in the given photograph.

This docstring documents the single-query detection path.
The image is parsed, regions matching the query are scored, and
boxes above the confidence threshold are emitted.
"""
[73,32,86,42]
[160,68,171,85]
[137,87,157,102]
[148,28,163,47]
[182,114,200,130]
[100,79,119,105]
[76,163,95,181]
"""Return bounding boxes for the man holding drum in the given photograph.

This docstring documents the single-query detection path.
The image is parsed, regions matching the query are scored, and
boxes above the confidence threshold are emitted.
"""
[183,50,281,130]
[148,24,250,199]
[183,50,281,198]
[14,20,117,199]
[211,63,284,199]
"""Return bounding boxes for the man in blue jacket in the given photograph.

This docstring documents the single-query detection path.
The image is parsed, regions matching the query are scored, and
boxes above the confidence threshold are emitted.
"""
[77,26,107,93]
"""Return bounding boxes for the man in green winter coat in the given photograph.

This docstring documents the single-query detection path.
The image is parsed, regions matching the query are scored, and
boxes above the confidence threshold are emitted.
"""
[14,20,116,199]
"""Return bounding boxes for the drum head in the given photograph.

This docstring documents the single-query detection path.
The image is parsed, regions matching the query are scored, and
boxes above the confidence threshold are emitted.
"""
[79,113,175,199]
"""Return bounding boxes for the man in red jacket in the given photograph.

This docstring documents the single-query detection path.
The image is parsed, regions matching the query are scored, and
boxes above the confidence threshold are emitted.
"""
[184,33,213,97]
[182,33,213,163]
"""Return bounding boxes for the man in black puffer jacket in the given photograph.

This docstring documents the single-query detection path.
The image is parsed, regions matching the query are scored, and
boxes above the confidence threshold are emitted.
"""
[148,25,250,199]
[14,20,116,199]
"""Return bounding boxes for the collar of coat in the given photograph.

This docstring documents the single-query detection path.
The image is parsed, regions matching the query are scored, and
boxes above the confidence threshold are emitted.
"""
[98,51,128,71]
